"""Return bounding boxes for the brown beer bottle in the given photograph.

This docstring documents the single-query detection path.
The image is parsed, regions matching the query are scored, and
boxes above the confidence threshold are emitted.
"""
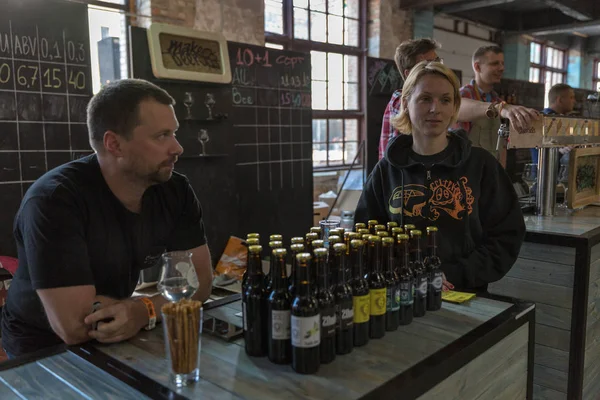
[382,237,400,331]
[425,226,443,311]
[410,230,427,318]
[397,233,414,325]
[367,236,386,339]
[349,239,370,347]
[314,248,336,364]
[331,243,353,355]
[291,253,321,374]
[243,245,267,357]
[268,248,292,364]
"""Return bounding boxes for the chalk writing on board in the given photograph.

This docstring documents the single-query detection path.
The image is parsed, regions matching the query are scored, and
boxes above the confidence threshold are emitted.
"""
[232,87,254,105]
[280,72,310,89]
[231,66,255,86]
[236,47,272,68]
[368,60,402,95]
[280,91,311,108]
[159,33,222,72]
[276,55,305,69]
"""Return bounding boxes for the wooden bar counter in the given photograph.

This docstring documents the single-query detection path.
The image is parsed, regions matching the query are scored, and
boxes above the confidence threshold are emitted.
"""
[0,297,534,399]
[489,207,600,400]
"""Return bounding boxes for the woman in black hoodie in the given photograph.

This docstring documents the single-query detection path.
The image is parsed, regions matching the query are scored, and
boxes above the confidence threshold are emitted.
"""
[355,61,525,292]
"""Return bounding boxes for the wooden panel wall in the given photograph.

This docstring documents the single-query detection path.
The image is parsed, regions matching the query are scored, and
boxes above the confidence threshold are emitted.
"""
[419,323,529,400]
[583,243,600,398]
[489,242,576,399]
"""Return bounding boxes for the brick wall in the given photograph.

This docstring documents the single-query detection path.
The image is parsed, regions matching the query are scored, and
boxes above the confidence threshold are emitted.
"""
[368,0,413,60]
[133,0,264,46]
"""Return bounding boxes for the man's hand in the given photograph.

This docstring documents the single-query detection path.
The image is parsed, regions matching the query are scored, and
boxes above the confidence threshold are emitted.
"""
[442,272,454,292]
[84,299,147,344]
[500,104,540,133]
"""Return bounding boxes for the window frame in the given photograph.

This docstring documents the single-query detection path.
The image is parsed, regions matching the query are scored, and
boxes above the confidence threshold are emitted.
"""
[593,59,600,92]
[529,41,567,85]
[265,0,367,171]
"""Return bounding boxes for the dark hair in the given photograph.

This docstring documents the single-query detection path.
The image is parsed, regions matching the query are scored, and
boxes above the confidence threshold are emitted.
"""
[394,38,440,78]
[548,83,573,104]
[87,79,175,147]
[472,45,503,64]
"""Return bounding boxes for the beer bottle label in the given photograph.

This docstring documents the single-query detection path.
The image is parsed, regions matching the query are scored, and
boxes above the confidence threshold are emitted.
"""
[400,281,413,305]
[432,271,443,292]
[391,286,400,311]
[291,314,320,348]
[242,301,248,331]
[336,300,354,330]
[353,294,370,324]
[416,276,428,298]
[271,310,290,340]
[370,288,387,316]
[321,307,336,338]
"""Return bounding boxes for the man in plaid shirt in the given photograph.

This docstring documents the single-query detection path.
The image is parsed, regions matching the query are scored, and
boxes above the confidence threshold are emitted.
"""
[378,40,539,160]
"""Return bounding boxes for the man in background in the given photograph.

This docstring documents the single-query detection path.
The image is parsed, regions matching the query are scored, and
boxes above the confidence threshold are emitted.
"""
[531,83,576,164]
[379,40,539,160]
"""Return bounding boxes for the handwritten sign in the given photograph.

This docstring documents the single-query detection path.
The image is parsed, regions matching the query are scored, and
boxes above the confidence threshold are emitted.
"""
[147,23,231,84]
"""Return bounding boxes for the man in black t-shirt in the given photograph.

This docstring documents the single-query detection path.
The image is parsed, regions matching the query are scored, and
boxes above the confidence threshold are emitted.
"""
[2,79,213,357]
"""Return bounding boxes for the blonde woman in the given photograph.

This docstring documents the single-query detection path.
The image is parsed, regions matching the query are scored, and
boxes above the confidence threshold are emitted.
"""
[355,61,525,293]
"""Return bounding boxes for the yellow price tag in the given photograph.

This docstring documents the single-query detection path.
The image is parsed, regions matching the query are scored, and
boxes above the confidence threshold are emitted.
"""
[441,290,476,304]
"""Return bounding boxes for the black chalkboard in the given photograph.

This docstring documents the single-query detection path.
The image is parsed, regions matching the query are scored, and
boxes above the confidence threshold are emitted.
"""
[228,42,313,247]
[366,57,402,174]
[130,28,313,262]
[0,0,93,256]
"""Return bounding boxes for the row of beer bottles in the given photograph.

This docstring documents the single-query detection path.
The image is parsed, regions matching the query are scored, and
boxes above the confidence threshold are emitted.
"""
[241,228,443,374]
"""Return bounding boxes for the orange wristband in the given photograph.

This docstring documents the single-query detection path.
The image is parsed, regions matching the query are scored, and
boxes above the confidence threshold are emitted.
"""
[138,297,157,330]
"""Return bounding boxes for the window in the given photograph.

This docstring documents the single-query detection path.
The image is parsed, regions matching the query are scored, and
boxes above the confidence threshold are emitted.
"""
[265,0,364,170]
[594,59,600,92]
[528,42,567,107]
[87,1,129,93]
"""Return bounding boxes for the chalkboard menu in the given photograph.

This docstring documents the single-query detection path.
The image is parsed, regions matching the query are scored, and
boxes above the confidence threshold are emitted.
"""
[130,27,313,261]
[0,0,92,256]
[228,42,313,244]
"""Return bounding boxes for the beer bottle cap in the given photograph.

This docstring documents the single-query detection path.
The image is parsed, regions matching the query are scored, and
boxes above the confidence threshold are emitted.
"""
[246,238,260,246]
[290,243,305,252]
[391,227,404,235]
[305,232,319,240]
[375,224,386,231]
[397,234,410,241]
[273,248,287,257]
[358,228,370,235]
[328,235,341,244]
[248,245,262,254]
[382,237,394,246]
[314,247,328,258]
[269,234,283,241]
[387,222,399,228]
[312,239,325,248]
[404,224,416,230]
[291,237,304,244]
[247,233,260,238]
[310,227,322,234]
[369,235,381,243]
[376,231,389,237]
[350,239,364,248]
[368,220,379,225]
[410,229,422,237]
[333,243,347,253]
[296,252,312,263]
[354,223,366,229]
[269,240,283,248]
[426,226,438,233]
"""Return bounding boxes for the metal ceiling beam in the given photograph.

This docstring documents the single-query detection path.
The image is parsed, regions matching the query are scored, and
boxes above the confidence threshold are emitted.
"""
[437,0,517,13]
[509,18,600,35]
[543,0,592,21]
[398,0,464,10]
